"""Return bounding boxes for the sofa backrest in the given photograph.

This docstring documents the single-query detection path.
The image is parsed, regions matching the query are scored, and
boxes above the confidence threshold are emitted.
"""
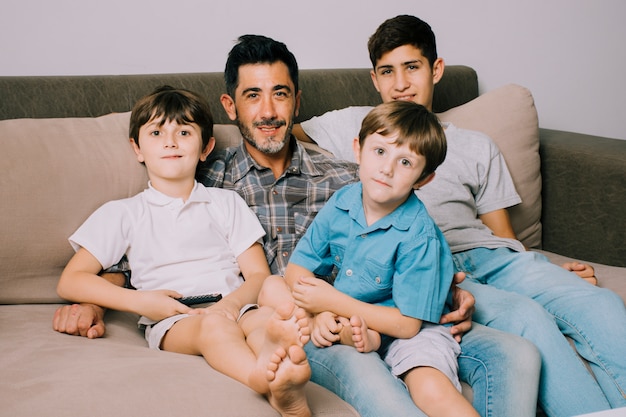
[0,66,478,122]
[1,67,543,304]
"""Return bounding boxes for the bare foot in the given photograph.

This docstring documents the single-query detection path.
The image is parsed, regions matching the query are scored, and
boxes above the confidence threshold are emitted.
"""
[339,315,381,353]
[249,303,311,394]
[267,344,312,417]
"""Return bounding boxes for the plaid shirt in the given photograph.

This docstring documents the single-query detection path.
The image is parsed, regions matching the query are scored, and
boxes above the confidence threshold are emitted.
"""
[198,139,358,275]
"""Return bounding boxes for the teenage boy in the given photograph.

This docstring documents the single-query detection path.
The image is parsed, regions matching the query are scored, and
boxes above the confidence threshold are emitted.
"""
[286,101,479,417]
[295,14,626,416]
[53,35,540,417]
[56,86,312,417]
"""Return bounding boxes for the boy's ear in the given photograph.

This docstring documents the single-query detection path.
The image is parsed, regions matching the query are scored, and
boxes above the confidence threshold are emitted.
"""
[352,137,362,164]
[432,58,445,85]
[370,69,381,94]
[129,138,145,163]
[220,94,237,121]
[200,137,216,162]
[413,172,436,190]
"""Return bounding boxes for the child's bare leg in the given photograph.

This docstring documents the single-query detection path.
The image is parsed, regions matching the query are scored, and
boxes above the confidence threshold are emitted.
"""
[266,344,312,417]
[241,302,312,417]
[404,366,479,417]
[162,313,260,387]
[258,274,294,309]
[338,315,381,353]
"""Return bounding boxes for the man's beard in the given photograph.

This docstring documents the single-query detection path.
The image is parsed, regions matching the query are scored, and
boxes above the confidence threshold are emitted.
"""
[238,117,293,154]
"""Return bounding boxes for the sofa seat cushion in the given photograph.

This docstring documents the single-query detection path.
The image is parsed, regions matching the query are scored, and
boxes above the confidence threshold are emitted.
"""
[0,304,358,417]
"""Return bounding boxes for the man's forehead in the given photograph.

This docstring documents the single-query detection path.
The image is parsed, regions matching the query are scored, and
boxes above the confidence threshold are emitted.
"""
[236,62,294,92]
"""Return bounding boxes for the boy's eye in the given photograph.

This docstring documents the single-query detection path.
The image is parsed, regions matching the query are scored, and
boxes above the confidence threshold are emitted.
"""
[401,158,412,167]
[375,148,385,155]
[150,130,160,136]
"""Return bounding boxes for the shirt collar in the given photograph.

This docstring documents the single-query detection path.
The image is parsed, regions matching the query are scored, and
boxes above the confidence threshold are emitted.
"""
[144,181,212,206]
[335,182,420,232]
[228,137,326,183]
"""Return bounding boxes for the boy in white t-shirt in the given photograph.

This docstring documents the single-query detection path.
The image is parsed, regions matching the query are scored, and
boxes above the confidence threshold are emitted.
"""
[56,86,312,417]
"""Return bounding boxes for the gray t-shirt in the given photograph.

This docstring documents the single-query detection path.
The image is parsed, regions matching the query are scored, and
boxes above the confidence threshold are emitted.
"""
[301,106,525,253]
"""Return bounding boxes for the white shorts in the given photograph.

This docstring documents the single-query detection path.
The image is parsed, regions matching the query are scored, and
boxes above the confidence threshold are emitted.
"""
[143,303,258,350]
[383,322,462,391]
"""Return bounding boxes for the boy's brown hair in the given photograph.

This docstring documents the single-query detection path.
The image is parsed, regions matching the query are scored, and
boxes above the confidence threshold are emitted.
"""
[358,101,447,183]
[129,85,214,151]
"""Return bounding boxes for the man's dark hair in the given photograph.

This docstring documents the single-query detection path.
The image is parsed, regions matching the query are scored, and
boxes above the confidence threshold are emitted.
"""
[367,15,438,69]
[224,34,299,97]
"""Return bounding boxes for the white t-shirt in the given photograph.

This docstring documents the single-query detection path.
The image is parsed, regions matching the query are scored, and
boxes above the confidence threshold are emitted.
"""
[69,182,265,297]
[301,106,525,253]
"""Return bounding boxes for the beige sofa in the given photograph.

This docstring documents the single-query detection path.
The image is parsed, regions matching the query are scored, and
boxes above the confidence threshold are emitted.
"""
[1,67,624,416]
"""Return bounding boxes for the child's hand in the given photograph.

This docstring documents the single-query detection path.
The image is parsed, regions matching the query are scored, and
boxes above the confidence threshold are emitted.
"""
[135,290,191,321]
[292,276,338,313]
[310,311,342,347]
[188,298,240,322]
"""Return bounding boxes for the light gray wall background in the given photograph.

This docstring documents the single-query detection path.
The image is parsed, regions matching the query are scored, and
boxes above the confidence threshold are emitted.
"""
[2,0,625,140]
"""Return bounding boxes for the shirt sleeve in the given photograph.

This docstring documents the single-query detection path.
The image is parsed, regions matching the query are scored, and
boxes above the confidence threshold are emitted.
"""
[219,189,266,258]
[68,201,131,270]
[474,137,522,215]
[392,229,454,323]
[300,106,372,162]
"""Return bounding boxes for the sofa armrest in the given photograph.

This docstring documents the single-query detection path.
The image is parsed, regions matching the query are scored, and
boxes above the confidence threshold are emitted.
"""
[539,128,626,267]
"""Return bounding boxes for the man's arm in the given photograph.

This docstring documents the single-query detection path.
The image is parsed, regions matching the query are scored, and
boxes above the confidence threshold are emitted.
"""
[52,272,125,339]
[291,124,315,143]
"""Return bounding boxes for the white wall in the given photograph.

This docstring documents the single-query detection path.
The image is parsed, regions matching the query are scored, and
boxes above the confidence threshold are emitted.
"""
[2,0,625,140]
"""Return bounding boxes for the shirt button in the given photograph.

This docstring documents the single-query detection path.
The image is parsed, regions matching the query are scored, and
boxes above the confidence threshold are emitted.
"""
[375,276,381,284]
[345,269,353,277]
[272,190,278,195]
[276,227,282,233]
[335,255,340,262]
[282,251,289,258]
[360,234,367,239]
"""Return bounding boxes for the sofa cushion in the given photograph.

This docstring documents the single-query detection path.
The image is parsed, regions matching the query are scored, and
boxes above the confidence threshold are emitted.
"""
[438,84,542,249]
[0,112,148,303]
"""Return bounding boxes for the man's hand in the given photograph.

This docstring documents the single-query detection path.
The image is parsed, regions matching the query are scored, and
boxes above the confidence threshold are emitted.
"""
[53,303,106,339]
[440,272,475,342]
[562,262,598,285]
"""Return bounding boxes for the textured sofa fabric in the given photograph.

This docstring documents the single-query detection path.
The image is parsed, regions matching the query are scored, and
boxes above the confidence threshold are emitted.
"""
[1,66,624,417]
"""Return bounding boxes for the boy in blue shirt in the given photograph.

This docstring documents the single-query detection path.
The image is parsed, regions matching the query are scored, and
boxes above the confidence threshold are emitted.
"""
[285,101,479,417]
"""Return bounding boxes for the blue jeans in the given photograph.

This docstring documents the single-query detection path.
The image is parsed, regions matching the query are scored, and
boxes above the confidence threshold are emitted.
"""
[305,322,540,417]
[455,248,626,417]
